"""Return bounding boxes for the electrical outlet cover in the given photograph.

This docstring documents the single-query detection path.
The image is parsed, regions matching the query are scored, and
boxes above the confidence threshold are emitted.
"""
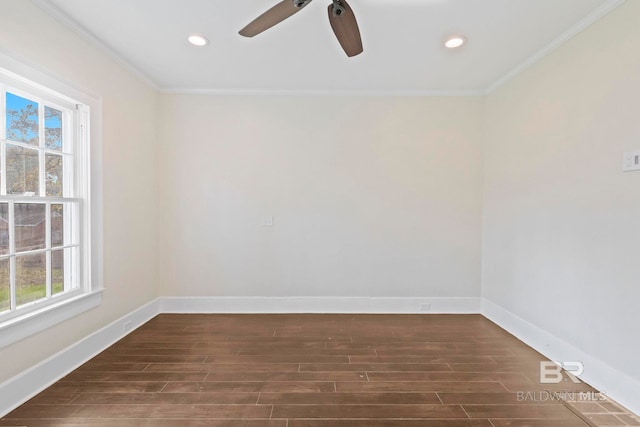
[623,151,640,172]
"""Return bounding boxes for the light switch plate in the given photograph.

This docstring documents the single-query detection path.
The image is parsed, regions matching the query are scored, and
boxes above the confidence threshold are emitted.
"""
[262,215,273,227]
[623,151,640,172]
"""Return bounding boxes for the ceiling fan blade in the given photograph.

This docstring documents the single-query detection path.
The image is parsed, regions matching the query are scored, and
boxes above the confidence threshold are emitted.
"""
[327,0,363,57]
[239,0,312,37]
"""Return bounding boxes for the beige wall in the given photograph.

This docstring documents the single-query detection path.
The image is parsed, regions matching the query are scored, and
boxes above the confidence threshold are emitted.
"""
[158,95,484,298]
[0,1,158,382]
[1,0,638,408]
[482,0,640,384]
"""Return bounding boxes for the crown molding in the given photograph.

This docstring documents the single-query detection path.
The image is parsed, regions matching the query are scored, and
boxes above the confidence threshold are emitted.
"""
[484,0,626,95]
[159,87,486,97]
[30,0,625,97]
[30,0,160,91]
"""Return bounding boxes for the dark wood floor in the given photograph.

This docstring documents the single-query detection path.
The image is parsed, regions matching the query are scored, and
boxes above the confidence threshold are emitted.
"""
[2,314,638,426]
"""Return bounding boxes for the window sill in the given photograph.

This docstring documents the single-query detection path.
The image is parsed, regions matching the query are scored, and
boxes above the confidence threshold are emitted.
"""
[0,290,103,350]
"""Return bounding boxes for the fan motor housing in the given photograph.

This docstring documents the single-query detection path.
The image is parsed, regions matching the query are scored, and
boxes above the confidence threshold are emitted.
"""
[294,0,312,8]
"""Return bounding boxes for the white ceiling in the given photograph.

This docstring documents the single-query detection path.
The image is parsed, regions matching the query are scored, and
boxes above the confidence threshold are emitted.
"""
[35,0,622,94]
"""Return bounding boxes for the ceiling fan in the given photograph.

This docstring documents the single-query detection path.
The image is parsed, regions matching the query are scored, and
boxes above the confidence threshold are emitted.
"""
[239,0,363,57]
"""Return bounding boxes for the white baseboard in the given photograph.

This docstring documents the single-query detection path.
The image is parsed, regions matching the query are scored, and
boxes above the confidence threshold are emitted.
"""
[158,296,481,314]
[0,299,160,417]
[0,295,479,417]
[481,298,640,416]
[5,296,637,419]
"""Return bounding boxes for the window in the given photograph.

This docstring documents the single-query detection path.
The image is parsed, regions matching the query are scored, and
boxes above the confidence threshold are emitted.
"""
[0,54,102,346]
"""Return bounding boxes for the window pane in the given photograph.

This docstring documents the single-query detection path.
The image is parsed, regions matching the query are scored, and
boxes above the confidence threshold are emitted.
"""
[52,249,64,295]
[46,154,63,196]
[45,106,63,150]
[0,258,9,313]
[7,144,40,195]
[0,203,8,256]
[16,253,46,307]
[15,203,46,252]
[51,204,64,247]
[6,93,39,146]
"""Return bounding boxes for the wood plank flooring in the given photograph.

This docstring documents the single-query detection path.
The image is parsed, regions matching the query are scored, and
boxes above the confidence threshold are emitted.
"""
[2,314,639,426]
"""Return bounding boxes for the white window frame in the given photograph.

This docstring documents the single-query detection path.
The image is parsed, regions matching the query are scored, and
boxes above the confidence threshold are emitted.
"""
[0,52,103,349]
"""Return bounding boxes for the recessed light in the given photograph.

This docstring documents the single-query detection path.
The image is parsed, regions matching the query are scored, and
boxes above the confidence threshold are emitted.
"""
[445,36,466,49]
[188,34,209,46]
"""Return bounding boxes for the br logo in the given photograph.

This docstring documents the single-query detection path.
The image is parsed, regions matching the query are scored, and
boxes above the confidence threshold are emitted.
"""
[540,361,584,384]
